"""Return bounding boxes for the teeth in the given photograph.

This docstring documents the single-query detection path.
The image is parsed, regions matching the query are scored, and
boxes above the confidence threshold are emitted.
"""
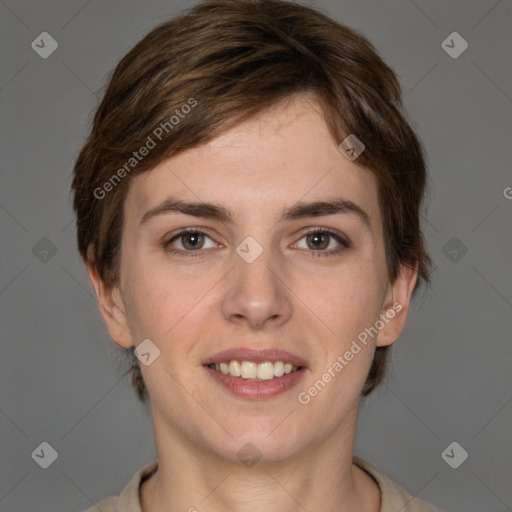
[209,360,302,380]
[274,361,284,377]
[240,361,257,379]
[229,360,241,377]
[257,362,274,380]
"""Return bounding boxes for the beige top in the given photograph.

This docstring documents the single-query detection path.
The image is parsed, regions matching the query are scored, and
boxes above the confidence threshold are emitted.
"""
[85,456,439,511]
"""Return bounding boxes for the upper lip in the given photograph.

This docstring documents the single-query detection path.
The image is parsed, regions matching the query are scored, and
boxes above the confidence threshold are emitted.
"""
[203,348,308,367]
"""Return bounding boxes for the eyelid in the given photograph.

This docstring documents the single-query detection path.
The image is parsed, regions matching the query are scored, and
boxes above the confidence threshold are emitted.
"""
[165,226,218,241]
[295,226,349,242]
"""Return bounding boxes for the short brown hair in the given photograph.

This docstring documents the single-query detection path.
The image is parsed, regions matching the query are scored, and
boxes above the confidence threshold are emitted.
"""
[72,0,431,402]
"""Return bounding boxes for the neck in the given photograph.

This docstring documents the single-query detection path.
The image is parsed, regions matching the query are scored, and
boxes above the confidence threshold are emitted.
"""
[141,406,380,512]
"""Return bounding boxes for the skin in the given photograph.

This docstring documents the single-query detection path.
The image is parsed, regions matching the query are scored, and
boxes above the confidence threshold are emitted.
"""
[88,93,417,512]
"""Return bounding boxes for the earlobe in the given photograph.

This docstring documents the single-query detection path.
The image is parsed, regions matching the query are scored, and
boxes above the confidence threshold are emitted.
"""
[376,261,419,348]
[85,249,133,349]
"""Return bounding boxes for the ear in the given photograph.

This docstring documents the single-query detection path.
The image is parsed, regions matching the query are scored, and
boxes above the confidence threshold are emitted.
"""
[85,246,133,349]
[376,261,418,348]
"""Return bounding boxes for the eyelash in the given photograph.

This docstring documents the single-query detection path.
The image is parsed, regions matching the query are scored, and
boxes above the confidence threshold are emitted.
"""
[163,227,351,258]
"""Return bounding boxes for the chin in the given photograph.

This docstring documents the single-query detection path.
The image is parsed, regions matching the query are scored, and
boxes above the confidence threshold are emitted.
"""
[203,418,307,463]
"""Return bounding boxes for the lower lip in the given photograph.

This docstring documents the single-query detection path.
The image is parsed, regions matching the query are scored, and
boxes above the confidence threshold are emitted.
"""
[204,366,307,399]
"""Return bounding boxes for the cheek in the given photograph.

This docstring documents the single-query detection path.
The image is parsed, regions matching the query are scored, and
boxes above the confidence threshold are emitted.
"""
[121,256,219,341]
[296,256,384,341]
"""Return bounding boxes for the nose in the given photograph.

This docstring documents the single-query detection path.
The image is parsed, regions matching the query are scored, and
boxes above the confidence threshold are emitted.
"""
[221,243,293,330]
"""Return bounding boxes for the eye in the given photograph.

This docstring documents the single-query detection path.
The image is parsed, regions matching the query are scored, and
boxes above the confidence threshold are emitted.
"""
[163,228,350,258]
[164,229,218,256]
[293,229,350,256]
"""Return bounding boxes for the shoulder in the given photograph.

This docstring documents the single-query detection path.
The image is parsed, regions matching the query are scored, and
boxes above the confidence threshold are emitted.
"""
[82,460,158,512]
[353,456,441,512]
[83,495,117,512]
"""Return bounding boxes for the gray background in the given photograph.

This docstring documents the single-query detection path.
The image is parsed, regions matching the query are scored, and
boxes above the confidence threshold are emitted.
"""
[1,1,511,511]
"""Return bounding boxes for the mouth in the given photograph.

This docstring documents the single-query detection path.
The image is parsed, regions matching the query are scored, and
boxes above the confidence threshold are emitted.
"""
[206,360,303,381]
[202,348,308,399]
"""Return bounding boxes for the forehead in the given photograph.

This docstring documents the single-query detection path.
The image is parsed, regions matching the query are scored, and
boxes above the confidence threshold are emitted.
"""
[126,94,381,227]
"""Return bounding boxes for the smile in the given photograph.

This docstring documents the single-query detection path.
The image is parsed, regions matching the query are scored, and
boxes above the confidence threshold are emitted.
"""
[207,360,302,380]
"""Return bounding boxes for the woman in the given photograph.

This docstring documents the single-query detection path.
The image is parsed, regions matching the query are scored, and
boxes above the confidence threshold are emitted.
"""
[72,0,438,510]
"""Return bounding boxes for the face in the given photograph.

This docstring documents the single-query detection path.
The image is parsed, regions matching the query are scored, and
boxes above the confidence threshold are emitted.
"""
[92,93,416,464]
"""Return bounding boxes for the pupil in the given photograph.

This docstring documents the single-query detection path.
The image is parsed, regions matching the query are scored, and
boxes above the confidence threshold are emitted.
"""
[184,233,203,249]
[308,233,328,250]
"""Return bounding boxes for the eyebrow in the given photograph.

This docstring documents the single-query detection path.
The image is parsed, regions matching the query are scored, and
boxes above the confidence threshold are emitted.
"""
[140,197,371,230]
